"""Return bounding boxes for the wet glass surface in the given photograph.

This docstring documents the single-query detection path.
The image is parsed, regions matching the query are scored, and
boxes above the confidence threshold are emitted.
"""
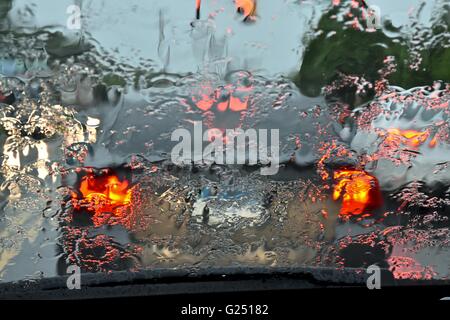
[0,0,449,284]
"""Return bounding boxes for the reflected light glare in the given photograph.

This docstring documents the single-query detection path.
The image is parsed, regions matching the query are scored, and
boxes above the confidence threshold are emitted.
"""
[72,172,132,216]
[333,169,382,216]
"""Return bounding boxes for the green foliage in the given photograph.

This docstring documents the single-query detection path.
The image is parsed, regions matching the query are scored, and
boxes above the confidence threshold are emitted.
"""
[294,6,450,98]
[102,73,126,87]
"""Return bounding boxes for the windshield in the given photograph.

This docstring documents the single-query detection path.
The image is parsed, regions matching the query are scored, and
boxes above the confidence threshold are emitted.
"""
[0,0,449,293]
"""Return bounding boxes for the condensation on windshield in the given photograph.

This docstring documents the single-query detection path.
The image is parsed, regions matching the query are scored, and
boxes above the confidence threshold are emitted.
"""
[0,0,449,283]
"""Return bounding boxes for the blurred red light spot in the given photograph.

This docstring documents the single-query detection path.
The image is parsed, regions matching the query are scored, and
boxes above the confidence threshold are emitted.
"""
[72,172,133,216]
[333,169,382,216]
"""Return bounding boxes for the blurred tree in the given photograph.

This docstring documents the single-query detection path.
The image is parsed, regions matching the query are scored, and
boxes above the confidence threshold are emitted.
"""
[0,0,12,23]
[294,2,450,106]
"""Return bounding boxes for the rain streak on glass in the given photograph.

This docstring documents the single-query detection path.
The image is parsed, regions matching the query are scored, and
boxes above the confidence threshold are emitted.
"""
[0,0,448,283]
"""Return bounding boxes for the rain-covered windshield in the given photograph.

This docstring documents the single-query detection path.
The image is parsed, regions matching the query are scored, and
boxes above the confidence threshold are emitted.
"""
[0,0,449,286]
